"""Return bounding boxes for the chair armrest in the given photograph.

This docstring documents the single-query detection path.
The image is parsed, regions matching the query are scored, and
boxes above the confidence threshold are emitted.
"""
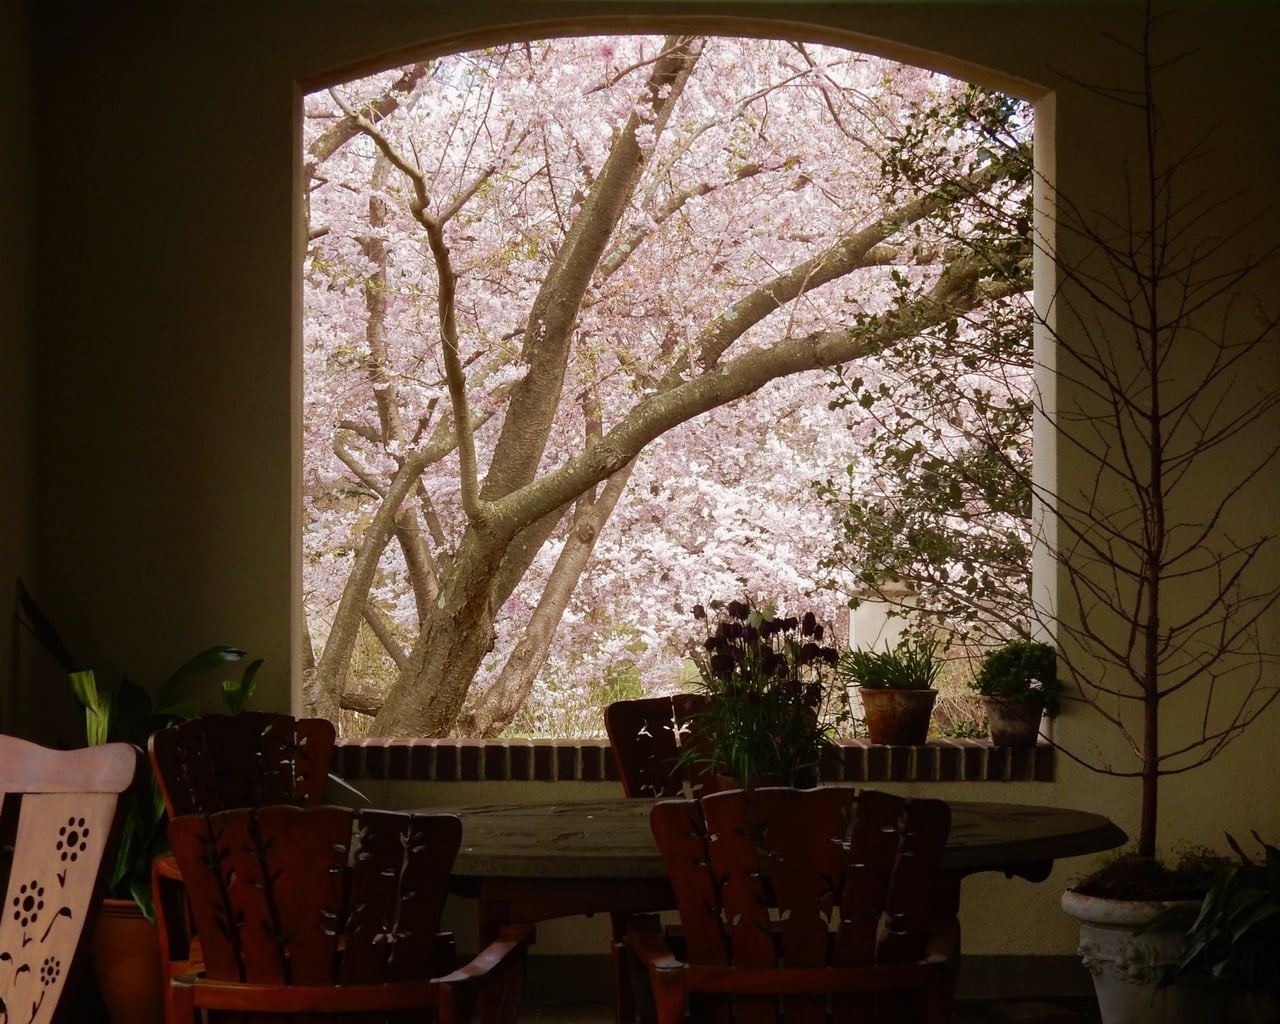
[436,923,533,1024]
[623,914,684,972]
[438,923,533,985]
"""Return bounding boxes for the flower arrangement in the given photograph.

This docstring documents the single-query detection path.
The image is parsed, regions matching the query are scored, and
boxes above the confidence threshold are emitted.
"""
[682,598,846,786]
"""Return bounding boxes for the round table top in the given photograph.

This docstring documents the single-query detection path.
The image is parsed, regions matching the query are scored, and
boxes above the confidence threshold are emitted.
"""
[448,797,1126,880]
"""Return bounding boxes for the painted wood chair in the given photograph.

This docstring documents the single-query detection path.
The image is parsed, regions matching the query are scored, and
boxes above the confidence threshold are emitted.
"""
[626,786,957,1024]
[0,734,141,1024]
[148,711,335,816]
[604,694,714,1022]
[167,803,530,1023]
[605,694,711,799]
[147,712,338,1023]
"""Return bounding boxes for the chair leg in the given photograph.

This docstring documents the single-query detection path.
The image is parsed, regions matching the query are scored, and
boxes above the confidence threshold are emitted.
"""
[610,911,639,1024]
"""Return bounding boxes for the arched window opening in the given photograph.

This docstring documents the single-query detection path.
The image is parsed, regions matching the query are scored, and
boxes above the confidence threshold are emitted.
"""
[300,34,1036,741]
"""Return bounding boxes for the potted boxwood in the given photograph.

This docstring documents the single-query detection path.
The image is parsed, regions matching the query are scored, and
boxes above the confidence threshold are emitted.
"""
[837,637,941,745]
[970,639,1062,745]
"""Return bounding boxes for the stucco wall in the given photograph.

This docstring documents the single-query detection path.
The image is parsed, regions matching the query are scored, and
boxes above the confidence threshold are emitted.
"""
[19,0,1280,963]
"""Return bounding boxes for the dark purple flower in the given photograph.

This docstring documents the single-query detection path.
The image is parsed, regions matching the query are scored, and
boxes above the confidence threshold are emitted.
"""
[727,600,750,621]
[710,652,735,676]
[692,603,706,620]
[801,611,817,637]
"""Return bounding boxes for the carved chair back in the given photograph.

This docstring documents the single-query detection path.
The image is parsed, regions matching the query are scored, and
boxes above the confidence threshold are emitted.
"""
[635,786,955,1023]
[605,694,710,799]
[0,735,140,1024]
[148,711,335,817]
[167,804,513,1023]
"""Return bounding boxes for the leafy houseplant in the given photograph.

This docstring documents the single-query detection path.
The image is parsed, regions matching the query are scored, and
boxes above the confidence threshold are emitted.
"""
[837,638,941,745]
[15,580,260,920]
[970,640,1062,745]
[683,598,845,786]
[1147,834,1280,1024]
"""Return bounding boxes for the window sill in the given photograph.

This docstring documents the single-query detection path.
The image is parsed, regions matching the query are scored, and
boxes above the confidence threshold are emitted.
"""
[332,738,1052,785]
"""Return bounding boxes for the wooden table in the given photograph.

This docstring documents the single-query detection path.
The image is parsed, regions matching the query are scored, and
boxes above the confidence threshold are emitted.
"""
[444,796,1124,1023]
[447,797,1126,933]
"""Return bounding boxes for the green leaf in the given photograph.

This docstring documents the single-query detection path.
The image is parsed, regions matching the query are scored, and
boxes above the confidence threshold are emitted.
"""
[221,657,263,714]
[153,645,246,710]
[15,579,78,673]
[69,670,110,746]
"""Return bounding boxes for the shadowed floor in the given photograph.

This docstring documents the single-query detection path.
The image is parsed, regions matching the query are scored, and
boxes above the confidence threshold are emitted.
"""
[524,997,1104,1022]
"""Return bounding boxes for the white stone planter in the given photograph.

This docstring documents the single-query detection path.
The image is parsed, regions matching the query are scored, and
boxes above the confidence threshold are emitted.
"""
[1060,889,1227,1024]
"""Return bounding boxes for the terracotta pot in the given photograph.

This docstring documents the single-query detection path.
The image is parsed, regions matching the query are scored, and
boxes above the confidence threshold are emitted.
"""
[983,695,1044,745]
[858,687,937,745]
[89,897,165,1024]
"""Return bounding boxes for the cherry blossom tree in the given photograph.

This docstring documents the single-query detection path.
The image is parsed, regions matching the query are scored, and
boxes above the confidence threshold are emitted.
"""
[302,35,1030,737]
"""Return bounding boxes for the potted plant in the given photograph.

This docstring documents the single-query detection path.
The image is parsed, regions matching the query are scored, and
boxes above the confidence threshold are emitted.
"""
[837,637,941,745]
[970,639,1061,745]
[1145,833,1280,1024]
[681,598,846,787]
[1061,848,1236,1024]
[16,580,260,1024]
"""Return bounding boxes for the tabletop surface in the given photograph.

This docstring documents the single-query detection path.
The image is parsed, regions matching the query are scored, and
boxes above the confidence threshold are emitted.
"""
[447,798,1126,880]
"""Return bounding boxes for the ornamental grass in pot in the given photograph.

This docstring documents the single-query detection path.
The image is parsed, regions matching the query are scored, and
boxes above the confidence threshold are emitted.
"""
[682,598,847,788]
[837,638,941,745]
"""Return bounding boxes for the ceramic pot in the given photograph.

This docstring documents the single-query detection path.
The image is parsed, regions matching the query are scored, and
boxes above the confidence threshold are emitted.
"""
[89,897,165,1024]
[983,695,1044,745]
[858,687,937,745]
[1060,889,1227,1024]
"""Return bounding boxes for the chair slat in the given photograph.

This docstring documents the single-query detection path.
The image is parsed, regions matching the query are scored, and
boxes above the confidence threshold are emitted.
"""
[0,735,139,1024]
[342,810,460,984]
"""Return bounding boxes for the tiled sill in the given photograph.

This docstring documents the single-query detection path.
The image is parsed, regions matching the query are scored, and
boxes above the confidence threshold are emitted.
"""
[333,738,1052,785]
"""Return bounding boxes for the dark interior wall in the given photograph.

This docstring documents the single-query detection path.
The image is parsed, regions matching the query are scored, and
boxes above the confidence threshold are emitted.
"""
[2,0,35,735]
[18,0,1082,723]
[16,2,1279,737]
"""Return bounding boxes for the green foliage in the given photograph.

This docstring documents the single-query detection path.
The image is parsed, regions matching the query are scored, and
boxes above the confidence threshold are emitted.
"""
[1150,834,1280,1020]
[971,639,1061,716]
[683,598,848,785]
[816,84,1035,647]
[836,637,942,691]
[15,579,260,921]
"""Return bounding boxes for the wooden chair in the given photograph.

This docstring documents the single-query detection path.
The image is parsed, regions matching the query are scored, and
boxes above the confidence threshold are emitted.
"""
[605,694,710,799]
[148,711,335,816]
[147,712,338,1023]
[0,734,141,1024]
[625,786,957,1024]
[605,694,713,1022]
[167,804,531,1023]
